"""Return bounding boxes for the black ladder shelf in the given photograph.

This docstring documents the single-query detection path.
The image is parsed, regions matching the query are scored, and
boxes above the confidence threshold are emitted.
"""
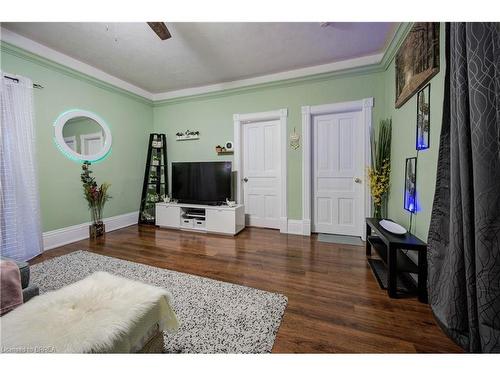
[139,133,168,224]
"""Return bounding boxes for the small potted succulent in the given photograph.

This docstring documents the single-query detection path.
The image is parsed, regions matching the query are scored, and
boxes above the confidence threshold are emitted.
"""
[152,155,160,166]
[147,192,160,203]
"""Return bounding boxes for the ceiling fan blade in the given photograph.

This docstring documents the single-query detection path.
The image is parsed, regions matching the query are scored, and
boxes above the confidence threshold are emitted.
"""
[147,22,171,40]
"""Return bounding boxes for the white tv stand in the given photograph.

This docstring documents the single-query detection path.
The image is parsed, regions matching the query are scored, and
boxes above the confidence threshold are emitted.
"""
[155,202,245,235]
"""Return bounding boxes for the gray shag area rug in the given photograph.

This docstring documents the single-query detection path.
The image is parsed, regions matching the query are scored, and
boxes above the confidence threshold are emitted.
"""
[30,251,287,353]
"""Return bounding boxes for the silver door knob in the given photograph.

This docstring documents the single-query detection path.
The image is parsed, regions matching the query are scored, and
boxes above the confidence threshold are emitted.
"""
[243,177,248,182]
[354,177,362,184]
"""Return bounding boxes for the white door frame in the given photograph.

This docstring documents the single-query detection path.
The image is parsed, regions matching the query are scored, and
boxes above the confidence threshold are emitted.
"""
[302,98,373,239]
[63,135,77,152]
[233,108,288,233]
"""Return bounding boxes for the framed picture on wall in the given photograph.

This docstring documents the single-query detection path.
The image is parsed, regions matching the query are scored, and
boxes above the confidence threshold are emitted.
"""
[395,22,440,108]
[404,157,417,213]
[416,84,431,150]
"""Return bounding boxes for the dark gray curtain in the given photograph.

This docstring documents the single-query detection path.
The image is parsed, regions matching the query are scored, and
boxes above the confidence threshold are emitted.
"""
[428,23,500,353]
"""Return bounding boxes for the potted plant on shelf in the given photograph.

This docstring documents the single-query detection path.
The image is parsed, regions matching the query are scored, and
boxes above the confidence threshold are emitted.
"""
[150,170,157,183]
[152,155,160,166]
[80,161,111,239]
[367,119,392,219]
[147,192,160,203]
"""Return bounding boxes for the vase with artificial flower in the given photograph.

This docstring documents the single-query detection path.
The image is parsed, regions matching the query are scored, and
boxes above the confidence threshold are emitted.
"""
[80,161,111,238]
[367,119,392,219]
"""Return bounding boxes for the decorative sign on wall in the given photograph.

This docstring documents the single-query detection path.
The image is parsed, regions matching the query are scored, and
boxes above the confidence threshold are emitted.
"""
[416,84,431,150]
[176,130,200,141]
[289,127,300,150]
[404,157,417,213]
[395,22,440,108]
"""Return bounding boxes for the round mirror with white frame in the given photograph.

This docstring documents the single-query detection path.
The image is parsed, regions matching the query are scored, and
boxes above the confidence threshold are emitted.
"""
[54,109,112,162]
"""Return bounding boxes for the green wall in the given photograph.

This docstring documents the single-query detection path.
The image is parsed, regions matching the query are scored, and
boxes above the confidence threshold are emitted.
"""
[1,44,153,232]
[152,23,444,238]
[383,24,445,240]
[153,71,386,220]
[1,23,444,239]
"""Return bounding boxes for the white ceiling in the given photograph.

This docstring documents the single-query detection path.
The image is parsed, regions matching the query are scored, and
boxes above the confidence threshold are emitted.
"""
[2,22,396,94]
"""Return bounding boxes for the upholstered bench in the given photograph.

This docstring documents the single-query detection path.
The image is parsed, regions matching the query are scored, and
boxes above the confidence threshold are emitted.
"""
[0,272,178,353]
[0,256,39,302]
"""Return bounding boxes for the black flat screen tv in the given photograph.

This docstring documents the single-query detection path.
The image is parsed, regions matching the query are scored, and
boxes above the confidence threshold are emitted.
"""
[171,161,232,205]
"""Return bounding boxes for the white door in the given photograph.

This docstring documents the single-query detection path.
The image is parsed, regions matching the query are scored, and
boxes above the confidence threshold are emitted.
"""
[312,111,364,236]
[81,132,103,156]
[242,120,281,229]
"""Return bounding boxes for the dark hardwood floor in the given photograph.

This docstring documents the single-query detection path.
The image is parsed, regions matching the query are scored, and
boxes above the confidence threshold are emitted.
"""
[30,225,462,353]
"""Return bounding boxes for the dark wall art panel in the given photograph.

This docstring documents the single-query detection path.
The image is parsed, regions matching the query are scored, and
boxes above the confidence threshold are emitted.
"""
[404,157,417,213]
[395,22,440,108]
[416,84,431,150]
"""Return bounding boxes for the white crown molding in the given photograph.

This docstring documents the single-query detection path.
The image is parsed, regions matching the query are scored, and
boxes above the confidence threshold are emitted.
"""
[42,211,138,251]
[0,27,153,100]
[152,53,384,101]
[1,24,405,102]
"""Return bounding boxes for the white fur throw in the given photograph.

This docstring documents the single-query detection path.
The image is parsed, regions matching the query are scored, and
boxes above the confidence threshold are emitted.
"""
[0,272,178,353]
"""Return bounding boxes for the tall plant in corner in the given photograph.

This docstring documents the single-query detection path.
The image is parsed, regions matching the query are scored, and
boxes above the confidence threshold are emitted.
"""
[368,119,392,219]
[80,161,111,238]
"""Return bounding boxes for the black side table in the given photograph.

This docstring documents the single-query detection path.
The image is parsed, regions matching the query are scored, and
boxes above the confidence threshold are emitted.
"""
[365,218,428,302]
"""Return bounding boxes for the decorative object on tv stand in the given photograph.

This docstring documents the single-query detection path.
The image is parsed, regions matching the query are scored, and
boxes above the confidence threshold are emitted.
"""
[404,157,417,213]
[290,127,300,150]
[416,84,431,150]
[80,161,111,239]
[367,118,392,219]
[395,22,440,108]
[139,133,168,224]
[176,130,200,141]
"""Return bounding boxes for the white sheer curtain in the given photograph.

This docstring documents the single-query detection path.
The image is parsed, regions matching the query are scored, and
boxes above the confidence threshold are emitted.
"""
[0,72,43,261]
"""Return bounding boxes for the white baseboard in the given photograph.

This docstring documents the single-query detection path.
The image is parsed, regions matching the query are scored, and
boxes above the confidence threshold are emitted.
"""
[302,219,311,236]
[279,217,288,233]
[42,211,139,251]
[286,219,310,236]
